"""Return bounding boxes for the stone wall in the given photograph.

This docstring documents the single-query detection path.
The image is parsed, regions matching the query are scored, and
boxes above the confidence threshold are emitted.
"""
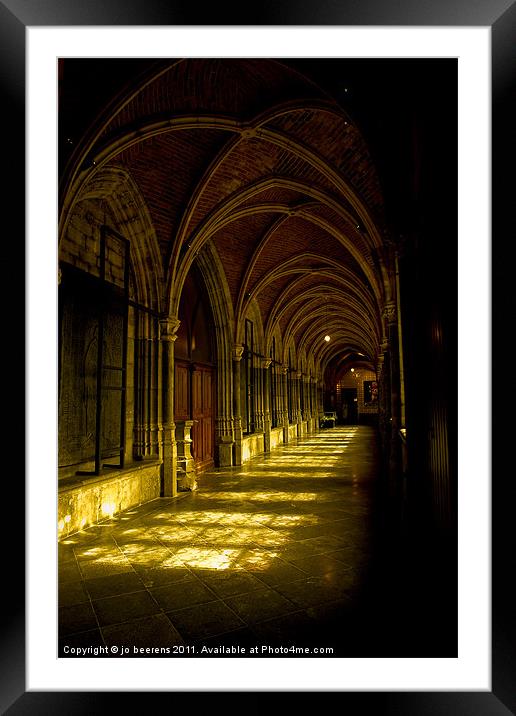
[241,432,265,463]
[58,460,161,540]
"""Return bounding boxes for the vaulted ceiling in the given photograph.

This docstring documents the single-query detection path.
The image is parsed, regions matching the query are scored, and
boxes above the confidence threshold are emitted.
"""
[59,58,404,377]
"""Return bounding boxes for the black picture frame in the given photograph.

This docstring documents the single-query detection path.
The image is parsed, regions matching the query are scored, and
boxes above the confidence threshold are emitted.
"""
[4,0,508,712]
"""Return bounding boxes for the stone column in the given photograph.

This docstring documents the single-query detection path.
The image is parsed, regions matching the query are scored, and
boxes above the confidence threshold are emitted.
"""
[295,370,303,436]
[316,377,323,425]
[384,301,402,488]
[377,339,389,457]
[232,345,244,465]
[263,358,272,452]
[282,365,290,444]
[175,420,196,491]
[159,317,180,497]
[255,355,264,433]
[215,343,235,468]
[305,375,313,434]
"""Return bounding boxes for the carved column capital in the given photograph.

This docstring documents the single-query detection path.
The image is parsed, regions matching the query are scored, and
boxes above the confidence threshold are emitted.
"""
[383,302,397,325]
[159,317,180,342]
[233,344,244,361]
[263,358,272,369]
[281,364,289,375]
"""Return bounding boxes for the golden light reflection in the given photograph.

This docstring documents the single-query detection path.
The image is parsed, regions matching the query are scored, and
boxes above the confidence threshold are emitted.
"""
[59,427,371,575]
[250,513,320,528]
[195,491,319,502]
[76,544,123,560]
[233,471,338,479]
[237,549,280,570]
[174,547,242,570]
[101,502,116,517]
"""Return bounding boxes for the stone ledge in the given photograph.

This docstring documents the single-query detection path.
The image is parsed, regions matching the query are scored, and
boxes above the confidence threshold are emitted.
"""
[58,458,162,493]
[58,459,162,540]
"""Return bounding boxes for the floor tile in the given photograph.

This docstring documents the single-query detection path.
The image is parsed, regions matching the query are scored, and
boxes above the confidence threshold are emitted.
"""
[224,588,300,625]
[274,576,349,608]
[286,553,354,577]
[83,571,145,600]
[242,558,307,586]
[166,601,246,641]
[102,613,185,648]
[58,580,90,607]
[92,590,161,627]
[150,579,217,611]
[59,560,82,583]
[78,560,134,580]
[137,566,196,589]
[194,568,267,597]
[59,602,98,637]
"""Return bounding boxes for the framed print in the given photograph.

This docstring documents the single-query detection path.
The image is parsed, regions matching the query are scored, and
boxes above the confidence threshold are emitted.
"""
[3,0,509,711]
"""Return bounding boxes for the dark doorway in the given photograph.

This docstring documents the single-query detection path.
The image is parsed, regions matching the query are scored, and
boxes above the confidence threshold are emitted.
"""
[174,263,216,474]
[341,388,358,424]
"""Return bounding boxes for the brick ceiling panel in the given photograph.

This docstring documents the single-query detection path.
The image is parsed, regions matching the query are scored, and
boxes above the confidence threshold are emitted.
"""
[211,213,277,305]
[113,129,228,256]
[186,138,286,239]
[268,109,384,217]
[259,275,303,328]
[246,216,364,292]
[187,141,351,244]
[100,59,329,142]
[307,204,373,258]
[237,186,307,210]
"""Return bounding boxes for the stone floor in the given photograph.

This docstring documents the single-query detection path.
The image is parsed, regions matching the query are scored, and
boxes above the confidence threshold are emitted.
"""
[58,426,455,658]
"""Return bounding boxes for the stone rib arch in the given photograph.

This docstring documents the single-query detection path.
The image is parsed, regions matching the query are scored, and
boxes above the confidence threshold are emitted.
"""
[60,165,162,312]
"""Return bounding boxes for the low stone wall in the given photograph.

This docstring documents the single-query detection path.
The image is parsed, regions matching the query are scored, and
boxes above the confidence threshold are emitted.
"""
[58,460,162,540]
[306,417,318,434]
[288,424,298,441]
[270,426,284,451]
[241,433,265,463]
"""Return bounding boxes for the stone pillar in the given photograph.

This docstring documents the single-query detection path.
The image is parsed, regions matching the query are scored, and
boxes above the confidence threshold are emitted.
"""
[255,355,264,433]
[215,343,235,468]
[282,365,290,444]
[305,375,313,434]
[232,345,244,465]
[159,317,180,497]
[175,420,196,491]
[295,370,303,436]
[316,378,324,424]
[377,341,388,454]
[384,301,402,488]
[263,358,272,452]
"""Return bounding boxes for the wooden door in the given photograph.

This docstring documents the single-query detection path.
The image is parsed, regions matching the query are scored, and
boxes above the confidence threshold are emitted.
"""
[191,365,214,472]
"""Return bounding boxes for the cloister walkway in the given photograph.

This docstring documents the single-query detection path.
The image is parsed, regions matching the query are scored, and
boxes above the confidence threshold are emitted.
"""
[58,426,435,658]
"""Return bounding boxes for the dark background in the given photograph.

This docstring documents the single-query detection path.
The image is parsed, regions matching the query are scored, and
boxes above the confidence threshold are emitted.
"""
[0,0,511,711]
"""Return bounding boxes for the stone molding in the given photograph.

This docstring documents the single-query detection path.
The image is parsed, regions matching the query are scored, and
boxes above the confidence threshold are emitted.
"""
[159,317,180,342]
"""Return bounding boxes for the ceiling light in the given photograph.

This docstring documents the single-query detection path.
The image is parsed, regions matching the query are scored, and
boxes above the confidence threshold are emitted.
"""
[324,335,331,342]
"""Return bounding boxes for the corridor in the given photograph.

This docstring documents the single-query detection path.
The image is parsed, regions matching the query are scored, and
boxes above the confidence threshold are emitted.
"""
[58,426,409,658]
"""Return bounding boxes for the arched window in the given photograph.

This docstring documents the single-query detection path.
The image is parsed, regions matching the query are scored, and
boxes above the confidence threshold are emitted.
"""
[58,225,129,476]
